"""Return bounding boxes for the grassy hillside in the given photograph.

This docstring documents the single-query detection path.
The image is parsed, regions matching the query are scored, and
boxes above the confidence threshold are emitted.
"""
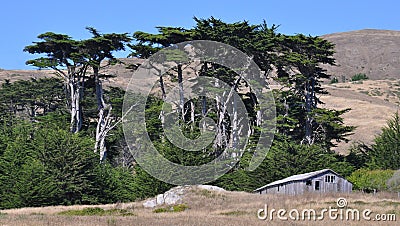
[1,187,399,226]
[322,29,400,80]
[321,80,399,153]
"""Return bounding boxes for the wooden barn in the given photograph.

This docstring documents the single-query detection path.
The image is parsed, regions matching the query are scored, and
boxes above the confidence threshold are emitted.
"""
[254,169,352,195]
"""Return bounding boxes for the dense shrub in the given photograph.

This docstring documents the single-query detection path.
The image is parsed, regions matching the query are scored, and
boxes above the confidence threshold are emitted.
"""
[0,120,140,209]
[347,168,395,192]
[351,73,368,81]
[58,207,135,216]
[153,204,189,213]
[330,77,339,84]
[368,113,400,170]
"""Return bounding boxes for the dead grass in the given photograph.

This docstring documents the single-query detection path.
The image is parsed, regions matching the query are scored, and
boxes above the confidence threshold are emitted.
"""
[321,80,399,154]
[322,29,400,81]
[1,188,399,226]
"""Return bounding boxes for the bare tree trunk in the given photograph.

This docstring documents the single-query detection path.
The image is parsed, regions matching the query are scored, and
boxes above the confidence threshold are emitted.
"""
[159,73,166,125]
[190,100,195,131]
[95,105,112,162]
[213,76,242,150]
[201,97,207,116]
[232,94,238,149]
[177,64,185,120]
[68,80,82,133]
[93,66,113,161]
[201,62,207,131]
[201,96,207,132]
[58,65,85,134]
[214,78,223,149]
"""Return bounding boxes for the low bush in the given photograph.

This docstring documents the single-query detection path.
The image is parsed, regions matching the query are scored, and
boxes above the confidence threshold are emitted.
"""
[153,204,189,213]
[330,77,339,84]
[58,207,135,216]
[351,73,368,81]
[347,169,395,192]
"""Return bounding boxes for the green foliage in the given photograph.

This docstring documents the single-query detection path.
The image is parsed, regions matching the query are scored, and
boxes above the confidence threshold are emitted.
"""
[0,121,93,208]
[2,18,361,210]
[351,73,368,81]
[312,108,355,149]
[34,127,98,205]
[128,17,355,193]
[213,138,355,191]
[153,204,189,213]
[58,207,135,216]
[129,166,173,200]
[272,33,354,146]
[348,168,395,192]
[81,27,131,68]
[330,77,339,84]
[0,78,66,122]
[91,163,137,203]
[0,113,138,209]
[369,112,400,169]
[58,207,105,216]
[172,204,189,212]
[0,122,52,209]
[345,143,370,170]
[24,32,83,68]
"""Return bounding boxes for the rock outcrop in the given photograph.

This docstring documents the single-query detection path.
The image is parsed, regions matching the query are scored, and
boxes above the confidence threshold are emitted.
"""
[142,185,225,208]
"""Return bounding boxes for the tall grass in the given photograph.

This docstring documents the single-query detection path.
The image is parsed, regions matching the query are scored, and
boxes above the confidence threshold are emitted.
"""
[1,188,399,225]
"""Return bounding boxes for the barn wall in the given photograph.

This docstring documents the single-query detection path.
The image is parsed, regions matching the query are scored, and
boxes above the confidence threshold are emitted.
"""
[258,171,352,195]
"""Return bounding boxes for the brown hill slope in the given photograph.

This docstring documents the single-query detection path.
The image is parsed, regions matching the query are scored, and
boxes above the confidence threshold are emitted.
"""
[322,29,400,80]
[321,82,398,153]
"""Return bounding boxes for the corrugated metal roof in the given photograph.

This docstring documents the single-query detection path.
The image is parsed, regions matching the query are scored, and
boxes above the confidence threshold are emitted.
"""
[254,169,339,192]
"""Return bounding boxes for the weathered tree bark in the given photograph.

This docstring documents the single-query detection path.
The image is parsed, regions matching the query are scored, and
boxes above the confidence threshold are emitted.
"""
[177,64,185,120]
[68,80,82,133]
[158,72,167,125]
[93,66,113,161]
[214,78,222,149]
[91,64,135,162]
[55,65,86,134]
[201,63,208,132]
[213,76,242,150]
[190,100,195,131]
[201,97,207,117]
[94,103,113,162]
[232,94,238,149]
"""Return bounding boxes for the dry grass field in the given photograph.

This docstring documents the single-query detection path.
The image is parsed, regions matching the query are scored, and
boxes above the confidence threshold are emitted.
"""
[322,29,400,81]
[321,79,399,154]
[1,187,399,226]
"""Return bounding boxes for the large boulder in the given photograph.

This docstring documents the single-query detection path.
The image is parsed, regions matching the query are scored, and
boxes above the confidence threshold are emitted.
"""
[142,185,225,208]
[197,185,225,192]
[143,199,157,208]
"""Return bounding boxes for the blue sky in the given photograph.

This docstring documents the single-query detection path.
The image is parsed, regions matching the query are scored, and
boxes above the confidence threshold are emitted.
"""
[1,0,399,69]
